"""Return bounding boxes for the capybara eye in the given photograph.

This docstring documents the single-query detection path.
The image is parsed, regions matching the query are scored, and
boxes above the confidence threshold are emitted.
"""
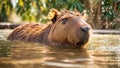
[61,18,67,24]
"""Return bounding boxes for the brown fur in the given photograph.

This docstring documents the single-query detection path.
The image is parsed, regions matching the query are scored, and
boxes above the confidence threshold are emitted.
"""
[7,9,91,48]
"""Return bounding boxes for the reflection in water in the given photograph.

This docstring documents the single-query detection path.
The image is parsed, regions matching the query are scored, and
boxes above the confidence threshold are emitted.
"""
[87,34,120,51]
[0,41,12,57]
[0,30,120,68]
[0,41,90,68]
[90,50,120,68]
[0,41,119,68]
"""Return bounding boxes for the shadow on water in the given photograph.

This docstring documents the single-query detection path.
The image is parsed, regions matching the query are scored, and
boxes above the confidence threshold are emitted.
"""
[0,29,120,68]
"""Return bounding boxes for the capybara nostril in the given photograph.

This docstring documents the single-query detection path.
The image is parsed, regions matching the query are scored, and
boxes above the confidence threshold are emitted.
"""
[80,27,90,33]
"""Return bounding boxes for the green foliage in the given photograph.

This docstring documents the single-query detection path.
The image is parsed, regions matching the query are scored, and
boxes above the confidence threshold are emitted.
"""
[0,0,13,21]
[90,0,120,29]
[101,0,116,19]
[0,0,119,29]
[46,0,84,12]
[16,0,37,21]
[0,0,85,22]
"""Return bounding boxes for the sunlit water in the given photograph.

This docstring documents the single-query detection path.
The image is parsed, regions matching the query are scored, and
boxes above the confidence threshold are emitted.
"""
[0,29,120,68]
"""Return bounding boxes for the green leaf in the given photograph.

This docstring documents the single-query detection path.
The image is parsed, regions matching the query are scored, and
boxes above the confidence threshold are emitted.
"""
[1,9,7,21]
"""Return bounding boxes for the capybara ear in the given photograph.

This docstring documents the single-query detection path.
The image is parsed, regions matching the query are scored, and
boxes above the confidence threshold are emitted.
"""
[73,9,88,21]
[73,8,79,12]
[48,8,60,23]
[81,10,88,21]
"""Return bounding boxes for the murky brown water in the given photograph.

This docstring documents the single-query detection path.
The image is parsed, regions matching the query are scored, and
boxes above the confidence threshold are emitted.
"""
[0,29,120,68]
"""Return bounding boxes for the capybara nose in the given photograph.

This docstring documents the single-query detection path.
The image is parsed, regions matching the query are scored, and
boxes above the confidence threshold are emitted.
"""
[80,27,90,33]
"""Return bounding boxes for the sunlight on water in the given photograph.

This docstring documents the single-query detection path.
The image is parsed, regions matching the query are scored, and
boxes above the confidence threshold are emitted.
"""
[0,29,120,68]
[87,34,120,51]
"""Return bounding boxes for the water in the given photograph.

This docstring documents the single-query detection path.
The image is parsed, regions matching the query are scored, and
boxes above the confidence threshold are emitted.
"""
[0,29,120,68]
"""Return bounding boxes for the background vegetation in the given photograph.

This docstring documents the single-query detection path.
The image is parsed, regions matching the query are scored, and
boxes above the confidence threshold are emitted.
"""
[0,0,120,29]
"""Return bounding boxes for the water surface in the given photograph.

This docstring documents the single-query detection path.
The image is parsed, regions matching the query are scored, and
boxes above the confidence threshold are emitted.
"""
[0,29,120,68]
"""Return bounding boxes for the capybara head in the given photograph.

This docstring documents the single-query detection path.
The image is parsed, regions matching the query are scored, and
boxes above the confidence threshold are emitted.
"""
[48,9,91,47]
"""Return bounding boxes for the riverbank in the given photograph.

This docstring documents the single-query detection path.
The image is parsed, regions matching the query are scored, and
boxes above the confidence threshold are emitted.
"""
[0,23,120,34]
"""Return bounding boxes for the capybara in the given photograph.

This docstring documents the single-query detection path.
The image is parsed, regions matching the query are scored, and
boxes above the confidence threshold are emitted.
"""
[7,9,91,48]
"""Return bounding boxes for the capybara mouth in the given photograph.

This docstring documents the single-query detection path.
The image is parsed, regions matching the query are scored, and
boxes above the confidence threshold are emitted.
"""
[76,41,87,48]
[76,36,89,47]
[77,41,85,46]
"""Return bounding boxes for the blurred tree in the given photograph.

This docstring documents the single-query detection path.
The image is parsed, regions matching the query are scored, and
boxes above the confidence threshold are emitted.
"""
[0,0,86,22]
[0,0,13,21]
[0,0,119,29]
[89,0,120,29]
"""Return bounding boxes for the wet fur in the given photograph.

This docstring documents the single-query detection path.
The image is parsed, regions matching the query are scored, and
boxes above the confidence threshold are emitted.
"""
[8,9,91,48]
[8,23,52,44]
